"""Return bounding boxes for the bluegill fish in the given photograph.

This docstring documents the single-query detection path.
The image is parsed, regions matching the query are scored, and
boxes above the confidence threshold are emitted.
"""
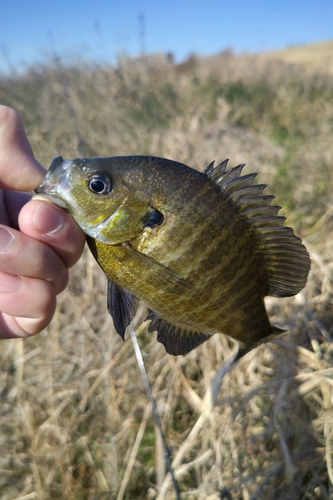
[36,155,310,358]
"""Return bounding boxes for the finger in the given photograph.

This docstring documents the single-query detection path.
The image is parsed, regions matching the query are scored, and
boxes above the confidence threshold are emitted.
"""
[0,106,46,191]
[0,225,69,294]
[19,198,86,269]
[0,274,56,338]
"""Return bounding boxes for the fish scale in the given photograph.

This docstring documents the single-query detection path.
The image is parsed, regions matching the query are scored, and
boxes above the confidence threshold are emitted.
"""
[151,197,263,311]
[36,155,310,358]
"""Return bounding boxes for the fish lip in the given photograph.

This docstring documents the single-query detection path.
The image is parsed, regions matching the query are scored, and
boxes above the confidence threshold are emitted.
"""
[34,182,68,209]
[33,192,68,210]
[34,157,74,208]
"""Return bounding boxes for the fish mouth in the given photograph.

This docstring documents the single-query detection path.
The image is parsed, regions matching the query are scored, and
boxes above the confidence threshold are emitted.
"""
[34,156,73,209]
[34,184,69,210]
[32,193,68,209]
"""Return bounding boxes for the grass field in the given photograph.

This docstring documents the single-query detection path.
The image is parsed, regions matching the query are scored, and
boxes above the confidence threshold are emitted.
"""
[0,42,333,499]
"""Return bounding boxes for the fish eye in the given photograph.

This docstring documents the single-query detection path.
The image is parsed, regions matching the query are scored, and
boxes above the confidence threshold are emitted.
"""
[87,174,112,195]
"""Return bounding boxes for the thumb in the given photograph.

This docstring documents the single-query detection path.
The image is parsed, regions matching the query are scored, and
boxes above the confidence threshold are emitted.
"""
[0,106,46,191]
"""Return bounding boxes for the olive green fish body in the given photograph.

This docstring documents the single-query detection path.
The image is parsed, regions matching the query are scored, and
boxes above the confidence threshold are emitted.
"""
[88,194,267,340]
[36,155,310,356]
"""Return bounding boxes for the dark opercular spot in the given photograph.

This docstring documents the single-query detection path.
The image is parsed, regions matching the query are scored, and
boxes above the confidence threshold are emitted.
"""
[143,207,164,228]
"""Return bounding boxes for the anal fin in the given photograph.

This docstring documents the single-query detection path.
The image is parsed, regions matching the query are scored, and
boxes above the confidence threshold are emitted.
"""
[146,312,211,355]
[107,279,136,339]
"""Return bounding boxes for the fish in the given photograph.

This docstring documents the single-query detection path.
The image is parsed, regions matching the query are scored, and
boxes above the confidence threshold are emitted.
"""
[35,155,310,359]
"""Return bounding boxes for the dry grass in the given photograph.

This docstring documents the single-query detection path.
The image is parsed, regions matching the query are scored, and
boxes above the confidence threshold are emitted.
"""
[0,46,333,499]
[257,40,333,75]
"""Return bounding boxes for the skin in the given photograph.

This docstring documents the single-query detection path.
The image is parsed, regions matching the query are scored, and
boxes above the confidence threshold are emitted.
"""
[0,105,86,338]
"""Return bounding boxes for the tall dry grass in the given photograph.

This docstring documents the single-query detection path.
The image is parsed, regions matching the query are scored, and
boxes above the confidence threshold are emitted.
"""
[0,51,333,499]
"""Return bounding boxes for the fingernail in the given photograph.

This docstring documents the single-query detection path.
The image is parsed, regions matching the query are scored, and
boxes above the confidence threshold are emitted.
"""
[0,272,22,293]
[0,227,15,253]
[33,202,64,235]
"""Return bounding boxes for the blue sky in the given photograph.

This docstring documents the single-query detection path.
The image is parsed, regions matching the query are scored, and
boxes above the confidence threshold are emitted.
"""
[1,0,333,73]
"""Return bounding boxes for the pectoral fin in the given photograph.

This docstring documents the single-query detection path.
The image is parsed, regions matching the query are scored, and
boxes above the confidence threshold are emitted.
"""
[123,244,199,297]
[107,279,136,339]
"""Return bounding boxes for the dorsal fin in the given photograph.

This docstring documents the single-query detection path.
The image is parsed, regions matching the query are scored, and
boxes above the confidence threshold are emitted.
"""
[146,312,211,355]
[203,159,310,298]
[202,160,216,176]
[203,159,229,181]
[214,163,246,186]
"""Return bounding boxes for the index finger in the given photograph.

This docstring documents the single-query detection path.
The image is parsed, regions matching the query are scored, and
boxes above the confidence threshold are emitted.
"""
[0,106,46,191]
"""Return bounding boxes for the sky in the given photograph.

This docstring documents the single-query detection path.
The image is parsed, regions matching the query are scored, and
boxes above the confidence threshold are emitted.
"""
[1,0,333,73]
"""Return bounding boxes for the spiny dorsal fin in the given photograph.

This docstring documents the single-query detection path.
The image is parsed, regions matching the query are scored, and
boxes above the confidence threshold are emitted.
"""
[203,159,229,181]
[107,280,136,339]
[202,160,215,176]
[215,163,246,186]
[204,159,310,298]
[146,312,211,355]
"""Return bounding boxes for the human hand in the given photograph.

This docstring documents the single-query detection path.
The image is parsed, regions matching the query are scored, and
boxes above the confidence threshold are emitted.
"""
[0,105,86,338]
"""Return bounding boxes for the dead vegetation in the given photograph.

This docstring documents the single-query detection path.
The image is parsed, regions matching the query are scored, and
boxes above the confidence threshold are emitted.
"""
[257,40,333,76]
[0,46,333,499]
